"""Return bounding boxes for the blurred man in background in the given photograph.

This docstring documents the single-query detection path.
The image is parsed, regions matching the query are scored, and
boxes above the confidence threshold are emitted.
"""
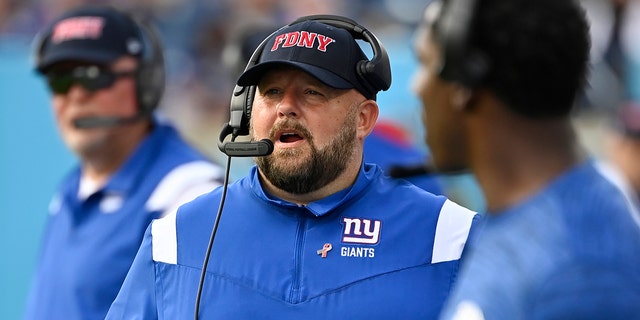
[25,5,223,319]
[413,0,640,319]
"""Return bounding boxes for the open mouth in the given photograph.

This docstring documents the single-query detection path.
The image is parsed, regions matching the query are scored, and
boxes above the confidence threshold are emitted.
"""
[279,132,304,143]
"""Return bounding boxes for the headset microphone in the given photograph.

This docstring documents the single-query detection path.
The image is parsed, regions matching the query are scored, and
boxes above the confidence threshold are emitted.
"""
[220,139,274,157]
[73,114,144,129]
[217,123,274,157]
[388,163,435,178]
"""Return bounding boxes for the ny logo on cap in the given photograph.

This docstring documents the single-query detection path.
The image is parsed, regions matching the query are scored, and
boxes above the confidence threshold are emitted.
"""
[270,31,335,52]
[52,17,105,43]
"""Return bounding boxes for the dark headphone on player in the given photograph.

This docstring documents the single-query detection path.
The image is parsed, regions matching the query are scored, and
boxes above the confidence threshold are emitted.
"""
[33,8,165,128]
[218,14,392,157]
[433,0,489,87]
[132,16,165,116]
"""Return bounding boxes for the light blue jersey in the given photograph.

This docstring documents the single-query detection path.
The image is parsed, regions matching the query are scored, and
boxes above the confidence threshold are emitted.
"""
[440,159,640,320]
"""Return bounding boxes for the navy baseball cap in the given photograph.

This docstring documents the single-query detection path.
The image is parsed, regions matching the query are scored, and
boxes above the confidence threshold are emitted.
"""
[35,5,144,73]
[237,20,376,99]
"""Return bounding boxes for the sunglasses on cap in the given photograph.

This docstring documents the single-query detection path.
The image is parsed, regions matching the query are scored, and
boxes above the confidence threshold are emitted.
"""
[45,65,137,94]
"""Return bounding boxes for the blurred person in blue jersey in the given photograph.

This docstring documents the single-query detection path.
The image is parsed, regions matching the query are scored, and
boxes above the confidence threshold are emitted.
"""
[24,5,224,320]
[107,15,480,319]
[412,0,640,319]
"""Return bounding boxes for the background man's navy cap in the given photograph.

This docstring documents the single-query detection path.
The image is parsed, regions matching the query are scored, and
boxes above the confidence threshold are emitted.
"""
[35,5,144,73]
[237,20,376,99]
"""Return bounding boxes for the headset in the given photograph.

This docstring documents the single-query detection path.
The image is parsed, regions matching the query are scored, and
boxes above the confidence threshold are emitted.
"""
[434,0,490,87]
[218,14,392,157]
[33,7,165,127]
[132,15,165,117]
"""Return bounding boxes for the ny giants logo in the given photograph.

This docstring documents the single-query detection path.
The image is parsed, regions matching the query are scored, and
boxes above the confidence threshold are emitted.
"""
[270,31,335,52]
[52,17,105,43]
[341,218,381,245]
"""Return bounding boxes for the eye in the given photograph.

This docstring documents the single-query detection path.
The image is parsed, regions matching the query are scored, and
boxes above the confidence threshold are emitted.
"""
[261,87,281,96]
[305,89,323,96]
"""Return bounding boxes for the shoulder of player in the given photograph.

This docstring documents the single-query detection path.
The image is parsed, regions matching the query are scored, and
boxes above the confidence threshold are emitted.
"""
[145,161,223,213]
[148,182,223,266]
[431,199,479,263]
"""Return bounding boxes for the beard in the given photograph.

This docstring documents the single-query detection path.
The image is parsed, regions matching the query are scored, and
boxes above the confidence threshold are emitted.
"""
[254,107,358,195]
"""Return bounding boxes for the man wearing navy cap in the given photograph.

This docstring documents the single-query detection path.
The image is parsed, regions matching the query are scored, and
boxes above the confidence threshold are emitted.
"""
[107,15,480,319]
[25,5,223,320]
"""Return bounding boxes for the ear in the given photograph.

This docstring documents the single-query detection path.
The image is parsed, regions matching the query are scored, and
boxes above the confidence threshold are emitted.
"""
[451,84,472,111]
[357,99,379,140]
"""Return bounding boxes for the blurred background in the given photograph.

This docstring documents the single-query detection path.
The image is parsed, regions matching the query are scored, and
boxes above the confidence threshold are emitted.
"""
[1,0,638,318]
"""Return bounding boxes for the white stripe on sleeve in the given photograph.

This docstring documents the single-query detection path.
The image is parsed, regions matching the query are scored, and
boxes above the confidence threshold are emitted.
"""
[432,199,476,264]
[151,208,178,264]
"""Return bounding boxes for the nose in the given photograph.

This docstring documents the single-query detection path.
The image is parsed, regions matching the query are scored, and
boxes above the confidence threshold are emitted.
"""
[65,83,92,100]
[276,91,300,118]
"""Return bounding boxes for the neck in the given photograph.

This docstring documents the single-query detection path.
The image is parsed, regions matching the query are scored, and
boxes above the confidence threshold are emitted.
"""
[468,98,585,213]
[80,120,151,186]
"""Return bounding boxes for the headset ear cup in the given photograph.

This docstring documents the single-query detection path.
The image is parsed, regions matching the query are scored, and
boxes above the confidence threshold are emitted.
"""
[357,57,391,94]
[356,60,377,96]
[132,18,165,114]
[436,0,488,87]
[244,86,255,133]
[228,85,254,136]
[32,31,48,71]
[462,50,489,87]
[137,56,165,113]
